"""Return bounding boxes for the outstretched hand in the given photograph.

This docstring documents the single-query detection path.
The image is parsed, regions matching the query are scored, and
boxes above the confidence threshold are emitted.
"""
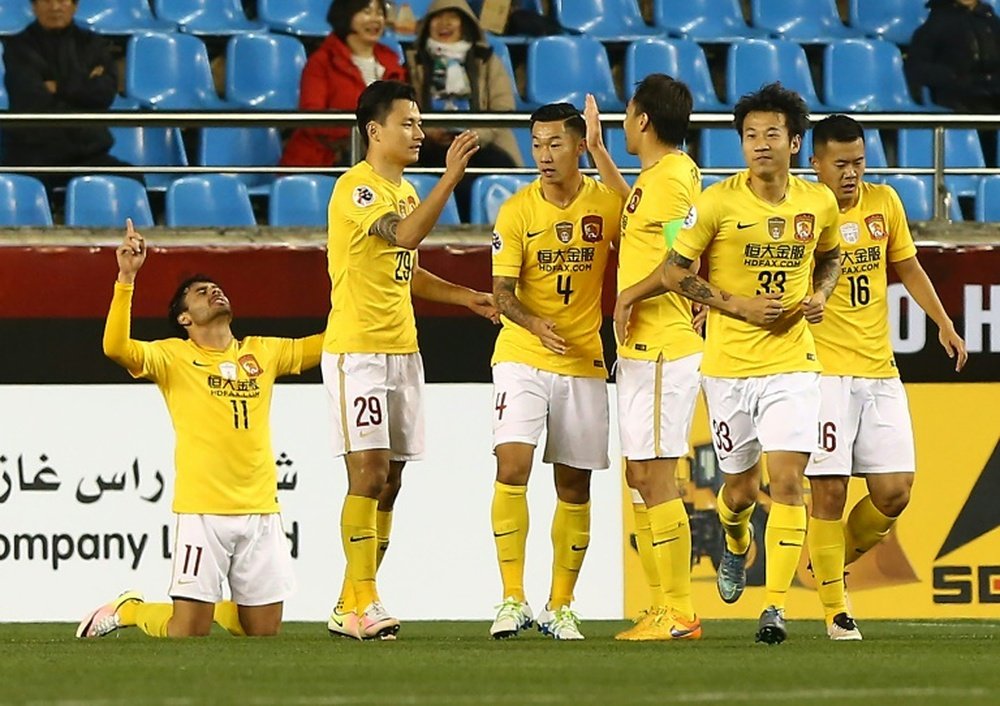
[444,130,480,181]
[467,291,500,324]
[116,218,146,283]
[583,93,605,153]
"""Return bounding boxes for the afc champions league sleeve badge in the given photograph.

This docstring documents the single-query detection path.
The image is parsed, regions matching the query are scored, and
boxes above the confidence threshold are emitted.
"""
[491,231,503,254]
[682,205,697,229]
[352,185,376,208]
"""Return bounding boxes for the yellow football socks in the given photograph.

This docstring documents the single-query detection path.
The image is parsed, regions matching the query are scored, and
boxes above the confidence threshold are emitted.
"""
[376,510,393,570]
[549,499,590,609]
[844,495,895,566]
[764,502,807,610]
[342,494,379,610]
[131,603,173,638]
[808,517,847,622]
[213,601,246,636]
[491,481,529,602]
[717,487,755,555]
[649,498,694,620]
[632,503,668,609]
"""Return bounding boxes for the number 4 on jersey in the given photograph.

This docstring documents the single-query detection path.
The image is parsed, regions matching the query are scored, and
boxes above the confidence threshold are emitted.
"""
[556,274,574,305]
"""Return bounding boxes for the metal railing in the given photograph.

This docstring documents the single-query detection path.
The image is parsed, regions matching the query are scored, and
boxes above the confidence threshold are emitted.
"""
[3,111,1000,221]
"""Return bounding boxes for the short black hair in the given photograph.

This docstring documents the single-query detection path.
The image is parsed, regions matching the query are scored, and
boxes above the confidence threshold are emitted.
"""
[811,114,865,152]
[356,80,419,150]
[529,103,585,139]
[327,0,388,40]
[168,274,215,338]
[630,74,692,146]
[733,82,810,140]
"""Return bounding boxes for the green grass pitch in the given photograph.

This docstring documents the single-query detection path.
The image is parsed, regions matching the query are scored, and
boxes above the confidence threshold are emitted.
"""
[2,620,998,705]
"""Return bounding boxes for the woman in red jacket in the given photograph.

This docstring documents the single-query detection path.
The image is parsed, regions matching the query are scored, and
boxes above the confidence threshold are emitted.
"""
[280,0,406,167]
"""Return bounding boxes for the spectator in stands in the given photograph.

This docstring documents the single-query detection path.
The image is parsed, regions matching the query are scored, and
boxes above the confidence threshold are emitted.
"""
[405,0,522,221]
[280,0,406,168]
[2,0,132,190]
[908,0,1000,112]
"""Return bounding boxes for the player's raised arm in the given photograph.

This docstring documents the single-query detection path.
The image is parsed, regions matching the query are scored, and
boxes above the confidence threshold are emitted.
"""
[583,93,630,198]
[103,219,147,374]
[893,256,967,371]
[493,276,567,355]
[412,265,499,323]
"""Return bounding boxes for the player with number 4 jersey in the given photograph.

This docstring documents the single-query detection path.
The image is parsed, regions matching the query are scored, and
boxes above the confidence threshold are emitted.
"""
[488,103,621,641]
[804,115,967,641]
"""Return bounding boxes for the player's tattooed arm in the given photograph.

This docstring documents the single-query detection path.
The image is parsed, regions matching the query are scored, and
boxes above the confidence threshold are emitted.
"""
[812,246,842,300]
[494,276,567,355]
[368,212,401,245]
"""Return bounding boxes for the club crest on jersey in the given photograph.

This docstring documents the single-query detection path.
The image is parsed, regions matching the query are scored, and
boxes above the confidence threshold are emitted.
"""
[581,215,604,243]
[219,362,238,381]
[491,231,503,254]
[793,213,815,241]
[767,216,786,240]
[555,221,574,244]
[683,205,697,229]
[865,213,887,240]
[352,185,376,208]
[239,354,263,377]
[840,222,860,244]
[625,188,642,214]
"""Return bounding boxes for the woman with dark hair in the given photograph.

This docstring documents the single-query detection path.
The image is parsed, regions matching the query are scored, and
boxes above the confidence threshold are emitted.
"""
[280,0,406,167]
[405,0,522,220]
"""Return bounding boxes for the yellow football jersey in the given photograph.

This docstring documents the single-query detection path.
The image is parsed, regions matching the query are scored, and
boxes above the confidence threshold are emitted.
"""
[491,177,621,377]
[325,160,420,355]
[106,284,315,515]
[812,181,917,377]
[618,151,704,362]
[674,171,840,377]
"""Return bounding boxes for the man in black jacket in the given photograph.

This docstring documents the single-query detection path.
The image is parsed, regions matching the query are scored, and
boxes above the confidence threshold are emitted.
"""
[2,0,132,189]
[908,0,1000,112]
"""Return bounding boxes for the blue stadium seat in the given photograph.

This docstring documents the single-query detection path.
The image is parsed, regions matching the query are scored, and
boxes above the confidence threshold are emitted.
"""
[624,37,728,110]
[800,128,889,168]
[65,176,154,228]
[880,175,962,222]
[109,124,189,192]
[752,0,860,43]
[406,175,461,226]
[823,39,933,112]
[152,0,265,35]
[268,175,336,227]
[470,174,534,225]
[898,129,985,199]
[698,129,743,169]
[0,3,32,35]
[526,36,623,110]
[0,45,7,109]
[257,0,330,37]
[487,35,534,111]
[77,0,175,34]
[849,0,928,46]
[551,0,656,41]
[196,127,283,196]
[652,0,768,43]
[166,175,256,227]
[604,128,640,170]
[226,33,307,109]
[726,39,825,110]
[126,32,238,109]
[701,173,725,190]
[0,175,53,226]
[974,176,1000,222]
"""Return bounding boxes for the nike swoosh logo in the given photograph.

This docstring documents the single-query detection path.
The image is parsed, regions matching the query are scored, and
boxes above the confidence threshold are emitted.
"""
[736,222,756,229]
[821,578,842,586]
[652,537,678,546]
[777,540,802,547]
[358,429,378,437]
[571,544,589,551]
[177,579,197,585]
[349,535,374,543]
[329,614,346,627]
[526,230,544,238]
[493,530,518,538]
[192,361,211,367]
[670,626,696,638]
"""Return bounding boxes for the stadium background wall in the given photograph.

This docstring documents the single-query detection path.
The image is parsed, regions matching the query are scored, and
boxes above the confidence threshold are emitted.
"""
[0,243,996,621]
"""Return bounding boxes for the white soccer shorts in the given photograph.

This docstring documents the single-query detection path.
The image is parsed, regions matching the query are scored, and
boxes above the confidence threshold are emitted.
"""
[701,372,821,474]
[806,376,915,477]
[169,513,295,606]
[492,361,610,470]
[322,351,425,462]
[617,353,702,460]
